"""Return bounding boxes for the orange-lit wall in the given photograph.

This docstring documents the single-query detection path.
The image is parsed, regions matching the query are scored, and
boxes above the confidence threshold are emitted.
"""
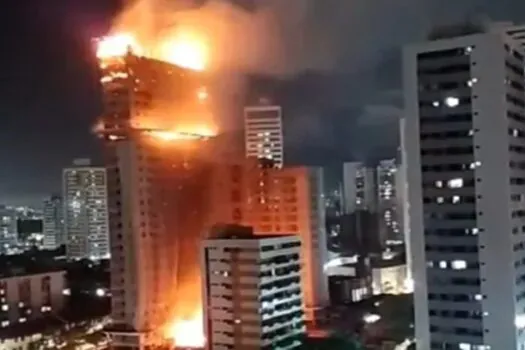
[208,159,330,321]
[105,135,215,347]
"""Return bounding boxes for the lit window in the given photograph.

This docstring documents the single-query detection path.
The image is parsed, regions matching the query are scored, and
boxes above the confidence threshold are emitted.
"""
[436,197,444,204]
[439,261,447,269]
[465,46,473,53]
[472,228,479,235]
[517,314,525,328]
[445,96,460,108]
[1,304,7,311]
[452,195,461,204]
[432,101,440,107]
[474,294,483,301]
[451,260,467,270]
[435,180,443,188]
[459,343,472,350]
[447,178,463,189]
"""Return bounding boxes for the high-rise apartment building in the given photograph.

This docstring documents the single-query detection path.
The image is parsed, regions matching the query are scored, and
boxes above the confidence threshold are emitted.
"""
[42,195,64,250]
[202,225,305,350]
[404,23,525,349]
[63,159,109,261]
[96,42,218,348]
[342,162,377,213]
[244,104,284,167]
[377,159,402,244]
[209,160,329,323]
[0,206,18,255]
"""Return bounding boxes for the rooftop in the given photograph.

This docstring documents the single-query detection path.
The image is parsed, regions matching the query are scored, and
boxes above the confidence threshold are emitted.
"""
[0,251,66,279]
[209,224,297,240]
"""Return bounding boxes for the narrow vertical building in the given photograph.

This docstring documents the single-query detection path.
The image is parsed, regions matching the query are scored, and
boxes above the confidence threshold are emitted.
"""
[404,22,525,349]
[0,206,18,255]
[63,158,109,261]
[244,103,284,167]
[202,225,305,350]
[42,195,64,250]
[342,162,377,214]
[96,38,218,348]
[377,159,402,244]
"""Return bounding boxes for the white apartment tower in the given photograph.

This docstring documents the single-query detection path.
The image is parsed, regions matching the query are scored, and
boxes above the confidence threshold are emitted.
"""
[42,195,64,250]
[202,225,306,350]
[404,23,525,349]
[342,161,377,213]
[63,159,109,260]
[377,159,402,244]
[244,104,284,167]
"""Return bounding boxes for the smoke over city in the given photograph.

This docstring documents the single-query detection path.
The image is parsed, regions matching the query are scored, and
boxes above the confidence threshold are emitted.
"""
[109,0,351,75]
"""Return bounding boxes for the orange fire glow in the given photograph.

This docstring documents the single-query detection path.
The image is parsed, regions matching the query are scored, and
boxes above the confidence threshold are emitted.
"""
[96,31,208,71]
[146,128,215,141]
[165,309,205,348]
[96,33,143,59]
[160,31,208,71]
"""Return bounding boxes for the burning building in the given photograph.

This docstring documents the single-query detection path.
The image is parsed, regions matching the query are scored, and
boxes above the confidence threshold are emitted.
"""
[95,27,329,349]
[95,35,216,349]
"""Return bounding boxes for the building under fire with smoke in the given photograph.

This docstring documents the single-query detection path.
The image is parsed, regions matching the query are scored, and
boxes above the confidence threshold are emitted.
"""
[96,37,217,349]
[95,35,328,349]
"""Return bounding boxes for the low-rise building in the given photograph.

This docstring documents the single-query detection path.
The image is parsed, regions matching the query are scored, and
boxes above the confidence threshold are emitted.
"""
[202,225,306,350]
[0,269,66,328]
[371,253,409,295]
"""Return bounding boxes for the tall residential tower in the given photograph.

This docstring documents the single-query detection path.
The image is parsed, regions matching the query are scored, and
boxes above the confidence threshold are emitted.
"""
[404,23,525,349]
[244,103,284,167]
[42,195,64,250]
[63,159,109,260]
[342,161,377,213]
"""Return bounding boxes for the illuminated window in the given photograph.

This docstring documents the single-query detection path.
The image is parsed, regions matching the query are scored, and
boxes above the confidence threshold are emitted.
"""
[447,178,463,189]
[452,196,461,204]
[445,96,460,108]
[451,260,467,270]
[439,261,447,269]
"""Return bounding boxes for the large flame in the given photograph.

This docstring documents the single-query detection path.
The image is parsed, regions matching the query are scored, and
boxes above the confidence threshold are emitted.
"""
[160,31,208,71]
[165,310,205,348]
[96,33,143,59]
[96,31,207,71]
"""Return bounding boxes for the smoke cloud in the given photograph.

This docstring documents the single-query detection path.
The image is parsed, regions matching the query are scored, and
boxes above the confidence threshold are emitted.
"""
[109,0,353,75]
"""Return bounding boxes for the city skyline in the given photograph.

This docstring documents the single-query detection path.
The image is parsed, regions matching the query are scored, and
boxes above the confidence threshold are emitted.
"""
[2,1,525,206]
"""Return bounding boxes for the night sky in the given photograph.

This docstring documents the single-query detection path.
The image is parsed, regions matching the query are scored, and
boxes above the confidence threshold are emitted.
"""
[1,0,525,206]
